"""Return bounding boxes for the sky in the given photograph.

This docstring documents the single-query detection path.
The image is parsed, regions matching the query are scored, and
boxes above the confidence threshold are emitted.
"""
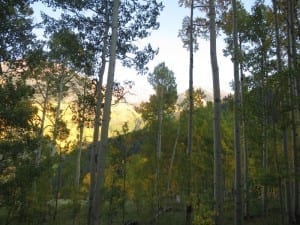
[116,1,232,103]
[117,0,262,104]
[32,0,260,104]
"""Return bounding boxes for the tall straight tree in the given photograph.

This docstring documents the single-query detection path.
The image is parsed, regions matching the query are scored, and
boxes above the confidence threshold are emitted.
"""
[287,0,298,222]
[209,0,223,224]
[219,3,250,217]
[146,62,177,222]
[47,28,84,220]
[89,1,119,225]
[186,1,194,225]
[155,70,163,222]
[271,0,285,223]
[232,0,242,225]
[287,0,300,222]
[87,1,109,222]
[26,50,55,165]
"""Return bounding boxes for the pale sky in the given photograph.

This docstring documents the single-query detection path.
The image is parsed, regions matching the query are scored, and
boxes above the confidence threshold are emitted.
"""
[120,0,265,104]
[32,0,261,104]
[117,1,233,103]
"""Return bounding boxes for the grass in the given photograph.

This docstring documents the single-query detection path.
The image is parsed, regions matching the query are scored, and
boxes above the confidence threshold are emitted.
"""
[0,198,286,225]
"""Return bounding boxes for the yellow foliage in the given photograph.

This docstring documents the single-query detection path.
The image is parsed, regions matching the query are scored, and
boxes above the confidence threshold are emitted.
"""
[0,166,16,184]
[34,96,143,153]
[192,199,215,225]
[81,172,90,193]
[193,210,215,225]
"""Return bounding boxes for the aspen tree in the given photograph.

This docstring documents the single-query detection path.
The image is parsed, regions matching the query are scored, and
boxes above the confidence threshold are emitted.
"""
[209,0,223,224]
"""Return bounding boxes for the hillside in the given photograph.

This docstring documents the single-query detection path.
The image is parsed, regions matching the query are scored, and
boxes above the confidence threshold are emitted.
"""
[35,81,227,150]
[35,98,143,149]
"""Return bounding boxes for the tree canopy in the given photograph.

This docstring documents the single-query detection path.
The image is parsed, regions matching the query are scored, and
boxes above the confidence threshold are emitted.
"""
[1,1,300,225]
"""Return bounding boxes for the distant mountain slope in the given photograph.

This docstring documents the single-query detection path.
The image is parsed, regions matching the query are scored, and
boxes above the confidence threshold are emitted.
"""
[109,102,144,134]
[33,78,228,150]
[176,86,229,105]
[35,99,143,148]
[31,86,143,151]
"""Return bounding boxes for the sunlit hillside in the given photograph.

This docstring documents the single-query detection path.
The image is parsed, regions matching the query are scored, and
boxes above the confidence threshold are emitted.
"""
[0,62,143,150]
[34,91,144,151]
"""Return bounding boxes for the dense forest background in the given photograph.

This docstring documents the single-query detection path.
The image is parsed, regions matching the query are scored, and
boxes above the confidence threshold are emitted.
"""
[1,0,300,225]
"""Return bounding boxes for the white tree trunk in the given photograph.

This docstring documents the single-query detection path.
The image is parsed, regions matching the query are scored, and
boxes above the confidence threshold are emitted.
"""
[87,1,109,223]
[167,123,180,192]
[90,1,119,224]
[232,0,243,224]
[51,73,64,156]
[272,1,285,223]
[155,85,163,225]
[36,79,50,165]
[53,72,65,221]
[209,0,223,224]
[75,79,87,188]
[287,0,297,222]
[186,1,194,224]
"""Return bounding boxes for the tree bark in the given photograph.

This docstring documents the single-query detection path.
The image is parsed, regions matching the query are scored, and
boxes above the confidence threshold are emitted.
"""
[209,0,223,224]
[36,79,50,165]
[75,78,87,188]
[283,128,293,224]
[289,0,300,221]
[232,0,243,224]
[239,32,249,219]
[186,1,194,225]
[52,72,64,156]
[167,122,180,192]
[52,72,64,221]
[287,0,298,222]
[89,1,119,225]
[87,1,109,224]
[272,0,285,223]
[155,85,163,225]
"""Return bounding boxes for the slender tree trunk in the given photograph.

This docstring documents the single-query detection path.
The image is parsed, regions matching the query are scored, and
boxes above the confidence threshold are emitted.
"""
[155,86,163,225]
[36,80,50,165]
[75,121,84,188]
[52,73,64,156]
[287,0,298,221]
[272,1,285,223]
[156,87,163,160]
[273,125,285,225]
[87,1,109,224]
[260,49,268,218]
[241,70,248,220]
[262,125,268,217]
[232,0,243,224]
[53,73,65,221]
[272,0,283,72]
[209,0,223,224]
[122,143,127,225]
[75,79,87,188]
[283,128,293,224]
[186,1,194,225]
[108,174,116,225]
[167,122,180,192]
[241,83,249,218]
[291,94,298,222]
[285,73,296,224]
[239,35,249,219]
[90,1,119,225]
[289,0,300,221]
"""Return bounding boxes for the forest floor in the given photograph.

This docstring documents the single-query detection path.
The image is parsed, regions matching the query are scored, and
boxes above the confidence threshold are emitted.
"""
[0,201,285,225]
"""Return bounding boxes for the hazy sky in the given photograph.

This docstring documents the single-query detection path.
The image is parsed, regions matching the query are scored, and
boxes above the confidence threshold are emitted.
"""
[33,0,261,104]
[118,1,232,103]
[120,0,264,103]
